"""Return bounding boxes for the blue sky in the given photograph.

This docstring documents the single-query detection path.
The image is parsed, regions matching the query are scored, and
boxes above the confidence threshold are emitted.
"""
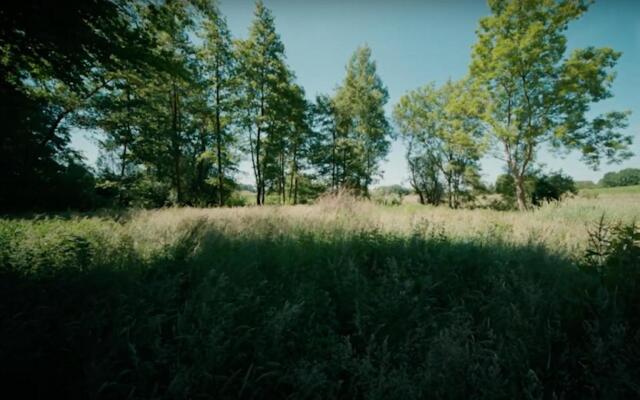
[71,0,640,186]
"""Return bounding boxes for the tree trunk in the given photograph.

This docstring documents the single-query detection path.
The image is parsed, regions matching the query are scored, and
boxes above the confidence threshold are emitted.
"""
[196,118,208,203]
[289,149,298,205]
[215,59,224,207]
[331,129,337,192]
[255,128,261,206]
[514,172,528,211]
[118,86,133,207]
[43,78,112,147]
[171,82,182,205]
[256,126,262,205]
[447,176,453,208]
[280,150,285,205]
[504,139,528,212]
[256,81,265,205]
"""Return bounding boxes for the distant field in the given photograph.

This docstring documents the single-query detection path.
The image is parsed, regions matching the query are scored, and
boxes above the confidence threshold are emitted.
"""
[579,184,640,195]
[1,192,639,398]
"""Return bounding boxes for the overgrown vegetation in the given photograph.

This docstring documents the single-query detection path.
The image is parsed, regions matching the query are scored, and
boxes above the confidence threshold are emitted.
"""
[1,196,639,399]
[1,0,637,397]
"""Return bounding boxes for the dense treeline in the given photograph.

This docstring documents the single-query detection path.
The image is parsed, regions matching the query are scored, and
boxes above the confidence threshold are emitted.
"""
[0,0,633,212]
[599,168,640,188]
[1,0,393,211]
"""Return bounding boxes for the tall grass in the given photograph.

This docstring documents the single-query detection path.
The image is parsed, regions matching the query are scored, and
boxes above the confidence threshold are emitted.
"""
[1,194,639,399]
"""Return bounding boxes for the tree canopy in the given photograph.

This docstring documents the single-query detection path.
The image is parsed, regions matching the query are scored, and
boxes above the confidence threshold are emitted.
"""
[0,0,633,211]
[466,0,632,210]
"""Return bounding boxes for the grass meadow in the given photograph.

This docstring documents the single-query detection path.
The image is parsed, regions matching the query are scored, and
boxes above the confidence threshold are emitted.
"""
[1,189,639,399]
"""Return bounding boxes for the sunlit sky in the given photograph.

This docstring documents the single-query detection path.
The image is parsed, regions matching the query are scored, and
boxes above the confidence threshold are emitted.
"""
[71,0,640,186]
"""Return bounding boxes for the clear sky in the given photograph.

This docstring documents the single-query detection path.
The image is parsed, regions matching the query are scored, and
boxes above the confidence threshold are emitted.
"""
[71,0,640,186]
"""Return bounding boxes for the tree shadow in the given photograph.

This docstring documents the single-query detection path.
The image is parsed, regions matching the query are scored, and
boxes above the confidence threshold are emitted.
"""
[1,221,638,399]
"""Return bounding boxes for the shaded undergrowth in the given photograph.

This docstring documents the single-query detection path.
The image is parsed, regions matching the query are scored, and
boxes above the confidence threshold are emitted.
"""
[0,217,639,399]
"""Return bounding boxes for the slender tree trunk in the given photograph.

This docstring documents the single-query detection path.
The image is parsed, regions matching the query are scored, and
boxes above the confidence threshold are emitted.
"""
[256,82,265,205]
[196,117,208,203]
[288,147,298,205]
[331,129,337,192]
[256,126,262,206]
[171,82,182,204]
[363,147,371,197]
[215,59,224,207]
[248,128,259,204]
[280,150,285,205]
[447,175,453,208]
[118,86,133,207]
[341,147,347,190]
[118,141,128,206]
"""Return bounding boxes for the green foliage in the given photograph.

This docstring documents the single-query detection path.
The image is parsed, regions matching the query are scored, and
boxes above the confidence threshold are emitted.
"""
[0,0,162,212]
[331,45,392,195]
[2,0,634,213]
[468,0,633,210]
[495,170,576,208]
[531,171,577,205]
[371,186,411,206]
[394,79,484,208]
[599,168,640,188]
[1,213,640,398]
[583,217,640,323]
[235,1,311,205]
[225,191,249,207]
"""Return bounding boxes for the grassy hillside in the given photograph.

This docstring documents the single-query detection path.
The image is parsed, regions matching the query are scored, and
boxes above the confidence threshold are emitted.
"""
[1,193,639,399]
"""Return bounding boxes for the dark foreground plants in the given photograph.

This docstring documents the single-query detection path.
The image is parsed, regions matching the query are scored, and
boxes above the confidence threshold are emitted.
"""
[0,217,639,399]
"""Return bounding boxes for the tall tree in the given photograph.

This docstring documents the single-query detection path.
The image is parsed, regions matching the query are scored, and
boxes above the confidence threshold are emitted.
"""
[140,0,200,205]
[309,95,340,192]
[283,83,311,204]
[197,1,238,206]
[469,0,632,210]
[82,70,146,206]
[394,80,484,208]
[334,45,392,195]
[0,0,158,211]
[235,0,293,205]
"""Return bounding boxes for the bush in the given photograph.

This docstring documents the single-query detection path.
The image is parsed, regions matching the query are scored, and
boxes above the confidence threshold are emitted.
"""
[495,171,576,208]
[531,172,576,205]
[226,191,248,207]
[371,186,410,206]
